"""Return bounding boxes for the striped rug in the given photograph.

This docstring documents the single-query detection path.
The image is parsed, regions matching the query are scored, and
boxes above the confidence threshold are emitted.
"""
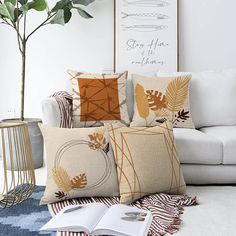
[48,194,197,236]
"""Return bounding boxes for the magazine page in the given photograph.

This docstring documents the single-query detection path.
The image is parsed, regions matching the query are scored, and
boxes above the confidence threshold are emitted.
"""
[93,204,153,236]
[40,203,108,234]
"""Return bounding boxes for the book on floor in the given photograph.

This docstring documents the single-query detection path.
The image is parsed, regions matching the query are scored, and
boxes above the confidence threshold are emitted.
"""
[40,202,153,236]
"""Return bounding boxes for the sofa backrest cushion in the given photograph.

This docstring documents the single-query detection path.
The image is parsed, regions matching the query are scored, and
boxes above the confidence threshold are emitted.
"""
[157,68,236,128]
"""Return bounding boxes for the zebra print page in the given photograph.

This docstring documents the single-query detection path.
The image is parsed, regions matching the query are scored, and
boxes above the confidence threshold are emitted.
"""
[115,0,178,74]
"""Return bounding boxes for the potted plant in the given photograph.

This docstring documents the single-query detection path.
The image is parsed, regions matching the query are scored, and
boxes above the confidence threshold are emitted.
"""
[0,0,96,169]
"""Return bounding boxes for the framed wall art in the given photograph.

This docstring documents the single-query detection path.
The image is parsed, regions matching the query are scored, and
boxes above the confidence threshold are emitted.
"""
[114,0,179,74]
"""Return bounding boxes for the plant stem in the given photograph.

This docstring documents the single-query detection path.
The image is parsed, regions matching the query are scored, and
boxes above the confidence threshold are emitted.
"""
[20,11,55,119]
[26,12,56,41]
[20,13,27,121]
[20,42,26,121]
[15,0,23,54]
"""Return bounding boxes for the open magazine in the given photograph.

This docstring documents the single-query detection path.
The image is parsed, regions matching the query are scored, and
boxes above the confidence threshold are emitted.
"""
[40,203,153,236]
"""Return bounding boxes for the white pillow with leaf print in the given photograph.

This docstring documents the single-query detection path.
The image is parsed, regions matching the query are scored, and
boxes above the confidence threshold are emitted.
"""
[131,74,195,128]
[39,124,119,205]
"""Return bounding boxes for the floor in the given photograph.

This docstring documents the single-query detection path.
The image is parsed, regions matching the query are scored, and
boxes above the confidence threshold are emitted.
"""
[1,164,236,236]
[172,186,236,236]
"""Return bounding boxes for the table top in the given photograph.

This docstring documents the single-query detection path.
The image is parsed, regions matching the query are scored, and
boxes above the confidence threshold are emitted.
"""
[0,122,27,129]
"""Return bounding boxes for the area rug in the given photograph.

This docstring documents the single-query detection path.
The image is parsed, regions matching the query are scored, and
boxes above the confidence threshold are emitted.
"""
[0,186,54,236]
[48,193,197,236]
[0,186,197,236]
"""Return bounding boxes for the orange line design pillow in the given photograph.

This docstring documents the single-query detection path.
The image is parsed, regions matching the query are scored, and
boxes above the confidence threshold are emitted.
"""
[69,70,130,127]
[107,121,186,204]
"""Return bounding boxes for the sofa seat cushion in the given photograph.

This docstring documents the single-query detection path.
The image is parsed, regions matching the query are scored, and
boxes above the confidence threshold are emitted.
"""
[200,126,236,164]
[174,128,223,164]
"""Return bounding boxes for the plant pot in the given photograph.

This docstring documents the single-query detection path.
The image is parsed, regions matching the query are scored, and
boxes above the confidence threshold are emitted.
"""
[2,118,43,170]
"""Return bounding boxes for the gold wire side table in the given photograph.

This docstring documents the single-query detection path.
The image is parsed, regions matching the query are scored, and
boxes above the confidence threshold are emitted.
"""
[0,122,35,208]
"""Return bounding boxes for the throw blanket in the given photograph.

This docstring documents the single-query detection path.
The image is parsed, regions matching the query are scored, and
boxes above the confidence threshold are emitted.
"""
[51,91,73,128]
[50,91,198,236]
[48,194,197,236]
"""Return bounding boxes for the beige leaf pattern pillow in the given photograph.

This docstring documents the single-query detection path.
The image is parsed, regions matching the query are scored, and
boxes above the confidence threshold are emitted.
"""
[39,124,119,205]
[131,74,195,128]
[68,70,130,128]
[107,122,186,204]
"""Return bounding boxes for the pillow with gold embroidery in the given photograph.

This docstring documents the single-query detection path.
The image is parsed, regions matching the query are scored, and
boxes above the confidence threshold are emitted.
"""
[39,124,119,205]
[131,74,195,128]
[68,70,130,127]
[107,121,186,204]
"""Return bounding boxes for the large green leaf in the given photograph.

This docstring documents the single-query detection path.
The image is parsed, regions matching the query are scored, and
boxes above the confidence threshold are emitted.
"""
[50,7,72,25]
[51,0,72,12]
[27,0,47,11]
[50,9,65,25]
[75,6,92,18]
[14,8,23,21]
[63,7,71,23]
[4,0,16,6]
[19,0,28,5]
[0,2,15,20]
[19,4,28,12]
[72,0,95,6]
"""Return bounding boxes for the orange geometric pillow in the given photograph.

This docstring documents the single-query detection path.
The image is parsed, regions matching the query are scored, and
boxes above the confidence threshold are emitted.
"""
[68,70,130,127]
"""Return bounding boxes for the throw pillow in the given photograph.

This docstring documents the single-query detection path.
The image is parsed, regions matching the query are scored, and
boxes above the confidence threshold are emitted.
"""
[68,70,130,127]
[131,74,195,128]
[107,121,186,204]
[39,124,119,205]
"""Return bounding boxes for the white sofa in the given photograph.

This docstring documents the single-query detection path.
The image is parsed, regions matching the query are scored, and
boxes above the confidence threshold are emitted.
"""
[41,68,236,184]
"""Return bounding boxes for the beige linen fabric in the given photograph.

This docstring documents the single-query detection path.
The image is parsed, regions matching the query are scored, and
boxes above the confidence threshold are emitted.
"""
[39,124,119,204]
[107,122,186,204]
[68,70,130,128]
[131,74,195,128]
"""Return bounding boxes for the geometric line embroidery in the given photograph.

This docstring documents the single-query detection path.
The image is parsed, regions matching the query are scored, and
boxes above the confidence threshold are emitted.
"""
[108,122,184,203]
[78,78,121,122]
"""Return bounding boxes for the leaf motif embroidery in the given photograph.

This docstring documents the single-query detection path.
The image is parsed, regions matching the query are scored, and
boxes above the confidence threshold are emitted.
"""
[103,143,110,154]
[88,132,107,150]
[52,167,72,193]
[146,90,167,111]
[88,134,95,141]
[165,75,191,112]
[135,84,149,119]
[55,191,67,200]
[71,174,87,189]
[156,118,167,124]
[173,109,190,125]
[177,109,190,121]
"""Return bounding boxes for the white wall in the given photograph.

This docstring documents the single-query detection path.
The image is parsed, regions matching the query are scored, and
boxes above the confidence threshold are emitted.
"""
[0,0,114,120]
[0,0,236,119]
[179,0,236,71]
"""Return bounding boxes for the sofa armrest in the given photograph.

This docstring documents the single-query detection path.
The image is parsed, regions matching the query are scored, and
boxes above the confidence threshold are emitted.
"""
[41,97,61,127]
